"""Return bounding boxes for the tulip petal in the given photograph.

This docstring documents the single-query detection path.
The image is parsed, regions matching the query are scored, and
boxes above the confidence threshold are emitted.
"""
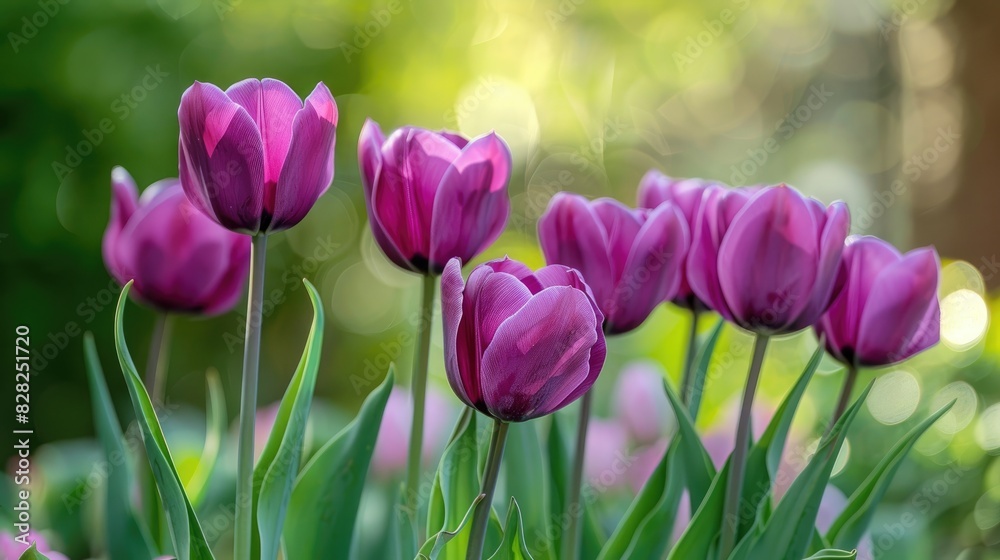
[201,232,251,316]
[473,271,534,351]
[607,203,689,333]
[479,286,601,421]
[718,187,820,333]
[429,132,512,272]
[786,200,850,330]
[225,78,303,187]
[538,193,614,309]
[271,82,338,232]
[359,119,413,271]
[179,81,265,233]
[103,167,139,284]
[439,130,469,149]
[856,248,940,365]
[590,198,643,283]
[374,128,462,268]
[687,186,744,321]
[442,258,479,409]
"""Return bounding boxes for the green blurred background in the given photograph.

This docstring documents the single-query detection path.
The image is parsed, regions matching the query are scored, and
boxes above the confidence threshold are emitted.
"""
[3,0,1000,557]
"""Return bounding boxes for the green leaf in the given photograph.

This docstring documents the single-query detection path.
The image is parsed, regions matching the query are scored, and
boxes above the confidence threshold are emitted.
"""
[254,279,325,560]
[688,318,725,420]
[803,549,857,559]
[667,459,730,560]
[282,366,394,559]
[424,410,491,559]
[733,346,824,542]
[488,498,535,560]
[545,416,606,560]
[113,281,215,560]
[187,369,226,508]
[418,494,486,559]
[732,382,873,560]
[427,409,475,544]
[826,400,956,550]
[17,543,51,560]
[662,377,717,506]
[504,422,550,560]
[83,333,157,560]
[619,441,686,559]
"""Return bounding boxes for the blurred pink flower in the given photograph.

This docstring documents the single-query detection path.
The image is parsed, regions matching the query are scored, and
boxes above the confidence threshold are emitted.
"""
[582,418,632,490]
[372,385,456,478]
[0,531,68,560]
[612,361,676,445]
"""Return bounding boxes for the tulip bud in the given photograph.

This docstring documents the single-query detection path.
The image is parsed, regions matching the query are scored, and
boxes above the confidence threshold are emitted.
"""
[103,167,250,315]
[441,257,607,422]
[815,236,940,367]
[178,78,338,235]
[688,184,850,335]
[637,170,728,310]
[538,193,690,334]
[359,119,512,275]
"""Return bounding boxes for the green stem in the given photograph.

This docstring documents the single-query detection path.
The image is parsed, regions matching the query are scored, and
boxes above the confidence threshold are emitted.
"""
[680,309,701,416]
[144,313,173,404]
[826,365,858,438]
[718,333,769,560]
[404,274,436,541]
[563,388,593,560]
[234,234,267,560]
[467,419,510,560]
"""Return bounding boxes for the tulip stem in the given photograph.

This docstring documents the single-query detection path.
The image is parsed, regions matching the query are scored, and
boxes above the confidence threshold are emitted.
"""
[468,418,509,560]
[564,388,593,560]
[680,309,701,416]
[404,273,436,541]
[234,234,267,560]
[827,366,858,437]
[144,313,172,404]
[719,333,769,560]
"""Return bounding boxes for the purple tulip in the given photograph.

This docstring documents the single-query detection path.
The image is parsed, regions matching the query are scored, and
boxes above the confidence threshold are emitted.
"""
[0,530,69,560]
[103,167,250,315]
[538,193,690,334]
[815,236,940,367]
[178,78,338,235]
[687,184,849,335]
[637,170,727,310]
[441,257,607,422]
[359,120,512,275]
[372,386,456,477]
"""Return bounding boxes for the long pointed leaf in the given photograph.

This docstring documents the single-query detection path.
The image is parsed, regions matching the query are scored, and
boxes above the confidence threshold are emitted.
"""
[804,549,857,559]
[662,378,716,506]
[488,498,535,560]
[826,400,956,549]
[188,369,226,508]
[619,441,685,559]
[254,279,325,560]
[114,281,215,560]
[282,367,394,559]
[418,495,486,559]
[667,459,731,560]
[83,333,156,559]
[688,318,725,420]
[504,423,550,560]
[17,543,51,560]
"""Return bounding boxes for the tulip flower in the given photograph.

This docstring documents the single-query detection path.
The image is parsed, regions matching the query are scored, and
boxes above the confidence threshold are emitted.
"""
[358,119,512,275]
[689,184,849,559]
[103,167,250,316]
[441,256,607,422]
[636,170,726,310]
[688,184,849,335]
[178,78,338,235]
[538,193,690,335]
[0,531,69,560]
[441,255,607,558]
[816,236,940,426]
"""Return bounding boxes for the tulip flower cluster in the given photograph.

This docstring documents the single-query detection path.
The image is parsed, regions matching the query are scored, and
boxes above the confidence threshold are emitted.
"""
[86,74,944,560]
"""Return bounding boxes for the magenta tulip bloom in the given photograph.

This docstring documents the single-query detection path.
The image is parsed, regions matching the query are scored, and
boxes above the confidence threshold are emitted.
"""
[538,194,690,334]
[103,167,250,315]
[0,531,69,560]
[637,170,727,310]
[688,185,849,335]
[178,78,338,235]
[441,257,607,422]
[359,120,512,274]
[816,236,940,367]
